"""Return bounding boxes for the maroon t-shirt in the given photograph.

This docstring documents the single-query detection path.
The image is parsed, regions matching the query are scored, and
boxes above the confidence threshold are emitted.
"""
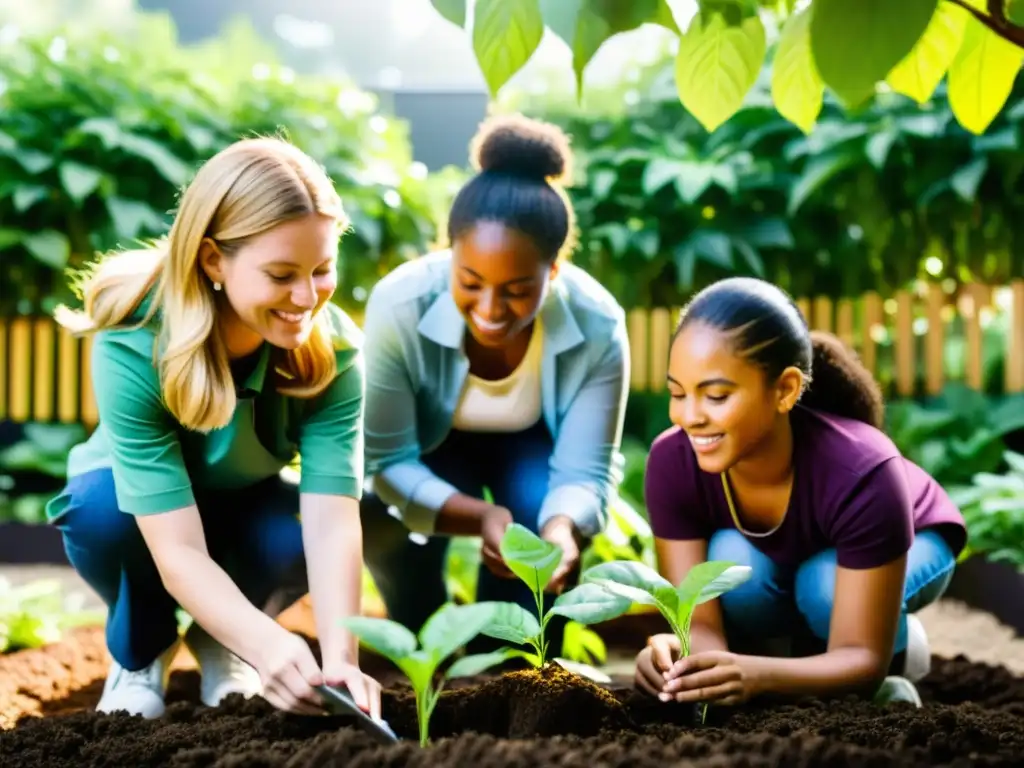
[645,405,967,570]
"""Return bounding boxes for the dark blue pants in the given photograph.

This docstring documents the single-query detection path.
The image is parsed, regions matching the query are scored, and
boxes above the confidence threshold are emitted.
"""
[50,469,307,671]
[361,420,573,656]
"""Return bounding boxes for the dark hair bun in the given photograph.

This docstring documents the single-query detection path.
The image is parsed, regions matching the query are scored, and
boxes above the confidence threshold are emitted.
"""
[806,331,885,429]
[471,113,572,183]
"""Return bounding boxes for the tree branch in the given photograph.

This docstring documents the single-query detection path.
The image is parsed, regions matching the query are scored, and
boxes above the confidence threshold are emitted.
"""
[944,0,1024,48]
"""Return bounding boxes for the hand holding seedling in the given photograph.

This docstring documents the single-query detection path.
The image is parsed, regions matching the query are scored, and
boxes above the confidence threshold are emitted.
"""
[539,515,581,594]
[659,650,759,706]
[480,505,515,578]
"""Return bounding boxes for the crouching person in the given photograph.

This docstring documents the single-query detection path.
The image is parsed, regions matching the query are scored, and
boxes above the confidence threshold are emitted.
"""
[47,138,382,719]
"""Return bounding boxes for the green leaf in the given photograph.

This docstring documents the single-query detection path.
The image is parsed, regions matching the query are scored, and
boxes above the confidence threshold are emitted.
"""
[446,649,516,679]
[540,0,582,43]
[499,523,562,592]
[886,3,968,104]
[675,562,753,610]
[339,616,418,663]
[866,130,899,170]
[582,560,675,612]
[13,186,48,212]
[948,18,1024,135]
[787,147,861,215]
[419,602,500,664]
[770,8,824,135]
[396,650,436,693]
[23,231,71,269]
[949,157,988,202]
[1010,0,1024,26]
[735,217,794,249]
[472,0,545,96]
[106,197,167,240]
[548,582,633,624]
[431,0,466,27]
[59,162,103,204]
[478,600,541,644]
[809,0,938,107]
[675,12,767,133]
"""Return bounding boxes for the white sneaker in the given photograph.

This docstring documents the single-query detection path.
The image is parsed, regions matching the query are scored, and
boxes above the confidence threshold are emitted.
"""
[875,675,924,708]
[96,641,179,718]
[902,613,931,682]
[183,622,263,707]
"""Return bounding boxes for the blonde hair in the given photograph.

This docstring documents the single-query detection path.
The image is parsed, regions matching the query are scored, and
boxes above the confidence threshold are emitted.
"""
[55,137,348,433]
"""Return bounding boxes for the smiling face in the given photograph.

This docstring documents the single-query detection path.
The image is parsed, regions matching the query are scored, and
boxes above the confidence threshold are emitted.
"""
[666,321,803,475]
[450,221,557,349]
[202,213,339,356]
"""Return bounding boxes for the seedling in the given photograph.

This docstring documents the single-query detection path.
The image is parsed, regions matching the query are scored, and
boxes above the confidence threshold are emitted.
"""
[582,559,752,721]
[339,601,512,746]
[479,523,633,668]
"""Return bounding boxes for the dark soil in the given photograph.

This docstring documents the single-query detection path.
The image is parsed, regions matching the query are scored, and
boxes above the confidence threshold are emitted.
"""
[2,627,1024,767]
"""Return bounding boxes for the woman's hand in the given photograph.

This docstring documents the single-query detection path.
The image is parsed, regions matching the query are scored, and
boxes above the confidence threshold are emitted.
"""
[321,658,382,720]
[480,505,515,578]
[255,628,328,715]
[634,633,680,696]
[540,515,581,594]
[662,650,761,706]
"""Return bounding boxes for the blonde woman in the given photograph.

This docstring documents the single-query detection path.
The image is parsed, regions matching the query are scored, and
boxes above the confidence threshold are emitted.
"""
[47,138,381,720]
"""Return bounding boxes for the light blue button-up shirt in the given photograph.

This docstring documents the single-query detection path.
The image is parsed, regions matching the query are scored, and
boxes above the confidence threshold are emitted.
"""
[362,250,630,538]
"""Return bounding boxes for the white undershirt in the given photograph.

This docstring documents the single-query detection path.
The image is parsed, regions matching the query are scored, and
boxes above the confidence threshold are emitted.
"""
[452,321,543,432]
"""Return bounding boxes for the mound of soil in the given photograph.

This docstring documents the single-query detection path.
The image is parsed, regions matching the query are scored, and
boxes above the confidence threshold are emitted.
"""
[2,628,1024,767]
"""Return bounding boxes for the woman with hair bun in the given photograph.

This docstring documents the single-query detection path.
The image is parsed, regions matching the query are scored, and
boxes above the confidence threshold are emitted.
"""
[360,113,629,655]
[48,138,381,720]
[635,277,967,707]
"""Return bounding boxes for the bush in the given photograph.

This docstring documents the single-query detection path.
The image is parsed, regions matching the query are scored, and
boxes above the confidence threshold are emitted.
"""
[0,13,452,316]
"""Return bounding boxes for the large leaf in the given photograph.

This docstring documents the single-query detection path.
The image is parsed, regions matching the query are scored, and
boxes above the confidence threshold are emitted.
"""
[418,602,500,663]
[675,562,753,611]
[23,231,71,269]
[477,600,541,644]
[339,616,418,663]
[548,582,633,624]
[675,11,766,133]
[886,3,968,104]
[430,0,466,27]
[58,162,103,204]
[947,17,1024,135]
[499,523,562,592]
[472,0,545,96]
[809,0,938,107]
[446,649,516,679]
[581,560,678,619]
[770,8,823,135]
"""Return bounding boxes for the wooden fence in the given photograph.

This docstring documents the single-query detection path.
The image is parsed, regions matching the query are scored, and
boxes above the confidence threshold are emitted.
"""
[0,279,1021,427]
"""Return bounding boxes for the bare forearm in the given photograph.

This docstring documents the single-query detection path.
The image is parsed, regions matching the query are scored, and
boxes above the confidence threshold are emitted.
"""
[748,647,885,699]
[302,495,364,664]
[161,549,281,666]
[689,623,729,654]
[434,492,494,536]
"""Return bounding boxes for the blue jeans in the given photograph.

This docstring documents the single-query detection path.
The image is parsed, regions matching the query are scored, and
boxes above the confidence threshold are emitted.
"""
[361,420,572,655]
[50,469,307,671]
[709,528,957,658]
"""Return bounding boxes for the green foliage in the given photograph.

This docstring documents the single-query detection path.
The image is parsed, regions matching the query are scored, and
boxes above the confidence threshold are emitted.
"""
[948,450,1024,569]
[340,602,513,746]
[432,0,1024,136]
[0,13,444,316]
[479,523,633,667]
[886,386,1024,485]
[582,559,752,655]
[541,69,1024,309]
[0,577,105,654]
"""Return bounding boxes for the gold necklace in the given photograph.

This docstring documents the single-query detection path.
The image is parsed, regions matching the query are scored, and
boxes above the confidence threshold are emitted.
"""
[720,471,785,538]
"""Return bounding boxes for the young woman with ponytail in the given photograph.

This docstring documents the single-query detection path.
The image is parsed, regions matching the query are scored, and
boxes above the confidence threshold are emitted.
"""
[48,138,382,720]
[635,277,967,707]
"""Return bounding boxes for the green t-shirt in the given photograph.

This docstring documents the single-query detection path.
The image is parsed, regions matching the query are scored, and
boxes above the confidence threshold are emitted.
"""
[47,302,365,519]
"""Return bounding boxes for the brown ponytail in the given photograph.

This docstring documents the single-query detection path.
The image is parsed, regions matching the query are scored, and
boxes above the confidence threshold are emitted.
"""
[802,331,885,428]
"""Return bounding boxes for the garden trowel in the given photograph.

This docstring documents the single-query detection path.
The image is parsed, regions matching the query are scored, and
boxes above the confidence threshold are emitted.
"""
[315,684,400,745]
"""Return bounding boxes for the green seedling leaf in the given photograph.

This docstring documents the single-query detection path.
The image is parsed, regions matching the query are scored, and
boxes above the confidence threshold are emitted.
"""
[446,648,516,678]
[675,562,753,609]
[396,649,436,694]
[548,582,633,624]
[500,523,562,591]
[419,601,500,664]
[582,561,681,626]
[340,616,418,663]
[478,600,541,645]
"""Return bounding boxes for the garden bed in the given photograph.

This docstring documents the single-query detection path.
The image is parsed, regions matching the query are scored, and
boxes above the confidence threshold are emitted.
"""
[2,625,1024,767]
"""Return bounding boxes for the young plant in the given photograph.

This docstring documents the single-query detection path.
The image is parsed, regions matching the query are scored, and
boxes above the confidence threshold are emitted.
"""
[582,559,752,657]
[478,523,633,668]
[339,601,511,746]
[582,559,753,722]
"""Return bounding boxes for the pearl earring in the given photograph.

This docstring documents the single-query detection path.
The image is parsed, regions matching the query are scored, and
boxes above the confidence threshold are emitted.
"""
[213,281,222,291]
